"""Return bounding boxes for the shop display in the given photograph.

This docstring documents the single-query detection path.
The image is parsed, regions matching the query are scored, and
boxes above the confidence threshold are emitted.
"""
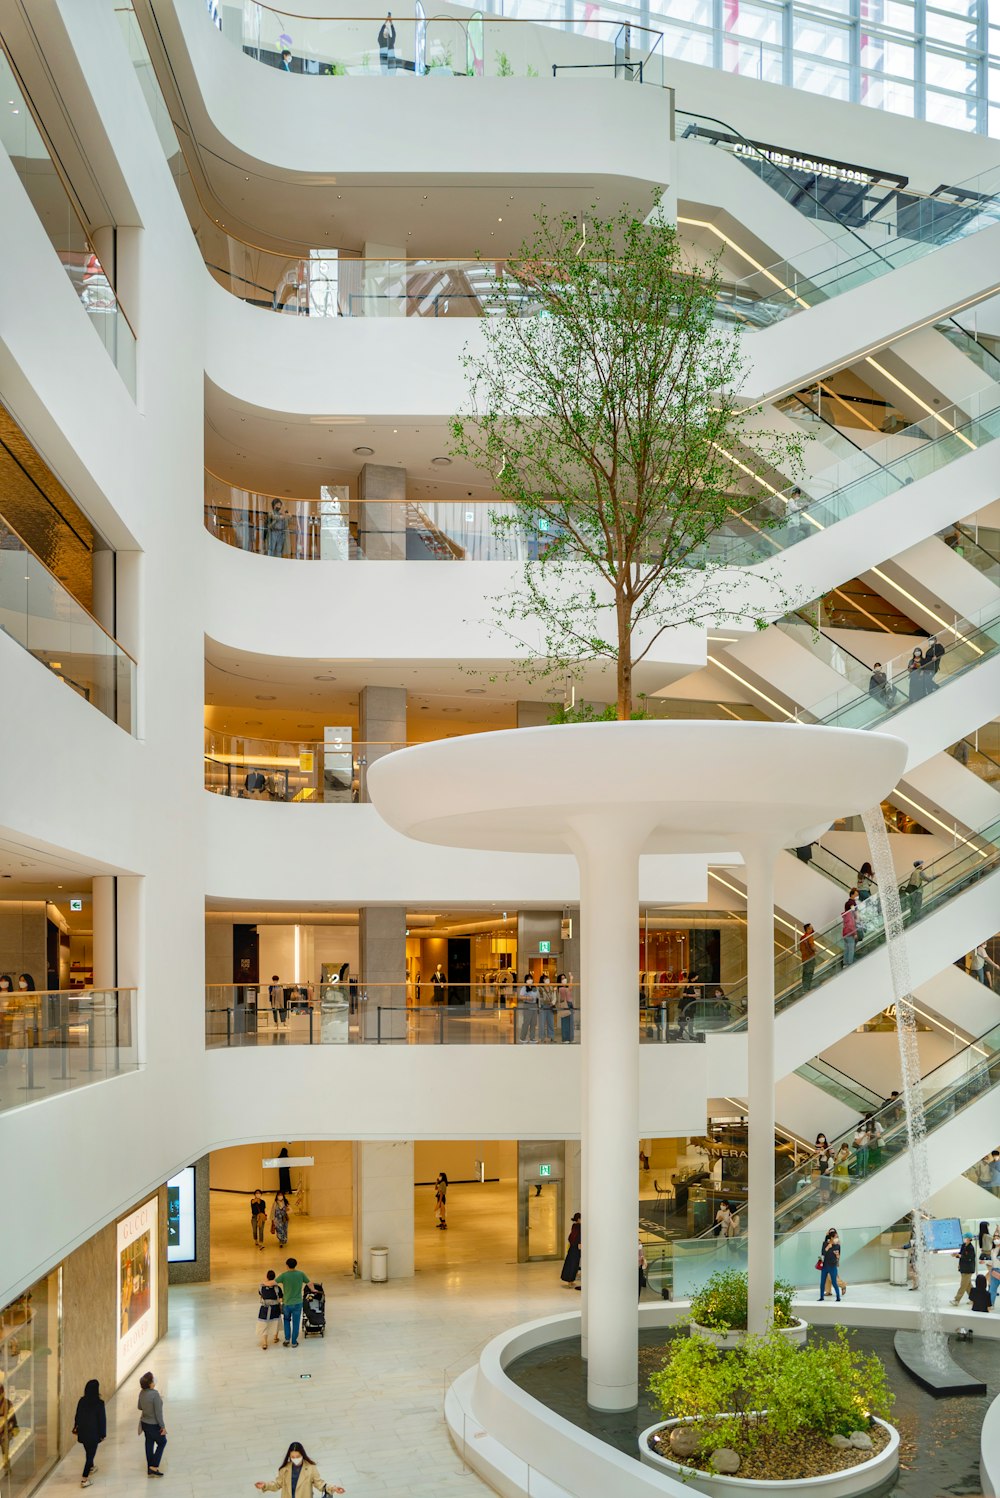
[0,1272,58,1498]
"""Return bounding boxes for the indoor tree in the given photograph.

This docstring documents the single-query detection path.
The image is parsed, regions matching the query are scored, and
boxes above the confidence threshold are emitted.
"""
[450,204,805,719]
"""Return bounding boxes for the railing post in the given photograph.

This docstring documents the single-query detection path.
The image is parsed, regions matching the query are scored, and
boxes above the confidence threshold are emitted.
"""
[439,1006,445,1045]
[377,1006,382,1045]
[60,996,71,1079]
[551,63,557,76]
[309,1007,314,1044]
[226,1006,232,1046]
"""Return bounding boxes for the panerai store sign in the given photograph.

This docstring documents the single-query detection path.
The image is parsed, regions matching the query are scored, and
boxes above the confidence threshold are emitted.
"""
[116,1197,159,1385]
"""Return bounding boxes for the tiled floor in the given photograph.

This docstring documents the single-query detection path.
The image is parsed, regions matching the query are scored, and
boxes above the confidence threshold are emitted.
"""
[45,1184,566,1497]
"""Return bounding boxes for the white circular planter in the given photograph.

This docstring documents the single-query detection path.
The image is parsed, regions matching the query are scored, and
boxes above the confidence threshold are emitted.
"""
[639,1417,899,1498]
[689,1318,809,1349]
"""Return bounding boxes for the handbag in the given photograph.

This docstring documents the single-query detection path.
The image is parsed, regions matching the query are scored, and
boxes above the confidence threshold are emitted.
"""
[269,1220,276,1235]
[815,1258,823,1271]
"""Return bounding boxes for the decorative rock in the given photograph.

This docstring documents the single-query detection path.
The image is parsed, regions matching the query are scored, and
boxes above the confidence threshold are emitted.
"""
[849,1431,874,1451]
[668,1425,702,1459]
[828,1434,853,1449]
[710,1448,742,1474]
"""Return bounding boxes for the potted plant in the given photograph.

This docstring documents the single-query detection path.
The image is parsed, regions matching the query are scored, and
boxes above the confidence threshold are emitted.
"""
[640,1328,898,1497]
[689,1269,807,1348]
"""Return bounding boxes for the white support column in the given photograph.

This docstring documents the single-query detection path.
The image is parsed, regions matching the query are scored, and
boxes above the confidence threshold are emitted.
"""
[92,876,117,989]
[571,812,645,1411]
[352,1141,415,1281]
[742,842,777,1336]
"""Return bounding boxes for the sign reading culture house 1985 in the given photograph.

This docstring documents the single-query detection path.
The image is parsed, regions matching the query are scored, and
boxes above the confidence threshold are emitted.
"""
[116,1197,158,1385]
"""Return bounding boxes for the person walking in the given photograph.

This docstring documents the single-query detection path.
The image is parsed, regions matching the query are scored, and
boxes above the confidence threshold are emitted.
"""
[978,1219,993,1257]
[818,1229,841,1302]
[255,1441,345,1494]
[73,1378,106,1488]
[377,12,396,72]
[275,1258,314,1347]
[517,974,539,1044]
[271,1192,290,1248]
[841,901,858,965]
[970,943,997,987]
[268,976,286,1028]
[560,1213,581,1287]
[952,1233,978,1305]
[556,974,575,1043]
[137,1371,167,1477]
[799,924,817,991]
[857,862,875,902]
[251,1190,267,1249]
[434,1172,448,1230]
[258,1269,284,1350]
[852,1119,871,1178]
[638,1239,648,1300]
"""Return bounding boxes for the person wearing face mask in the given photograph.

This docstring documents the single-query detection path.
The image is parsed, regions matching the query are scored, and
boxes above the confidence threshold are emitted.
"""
[255,1441,345,1495]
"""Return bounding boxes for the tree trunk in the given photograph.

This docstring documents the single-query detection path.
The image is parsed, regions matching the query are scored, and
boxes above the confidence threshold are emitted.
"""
[616,596,632,720]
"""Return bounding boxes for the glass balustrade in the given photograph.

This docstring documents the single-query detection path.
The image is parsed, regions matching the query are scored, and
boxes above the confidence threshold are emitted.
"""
[0,515,135,732]
[224,4,663,83]
[708,383,1000,566]
[0,53,136,394]
[204,979,734,1047]
[203,475,553,560]
[940,521,1000,587]
[725,813,1000,1030]
[0,988,138,1114]
[805,599,1000,729]
[204,731,408,803]
[772,1023,1000,1237]
[794,1057,884,1114]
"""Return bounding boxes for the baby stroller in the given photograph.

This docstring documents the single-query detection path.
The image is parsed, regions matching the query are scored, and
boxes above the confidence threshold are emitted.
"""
[302,1283,326,1338]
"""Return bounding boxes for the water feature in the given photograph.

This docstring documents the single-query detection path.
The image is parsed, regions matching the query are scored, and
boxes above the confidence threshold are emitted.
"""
[860,806,948,1370]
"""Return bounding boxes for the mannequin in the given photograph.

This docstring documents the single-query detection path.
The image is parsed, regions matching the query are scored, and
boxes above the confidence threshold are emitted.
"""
[430,965,447,1004]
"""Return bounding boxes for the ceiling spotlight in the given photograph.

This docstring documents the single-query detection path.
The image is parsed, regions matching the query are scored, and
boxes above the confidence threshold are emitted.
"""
[313,674,338,681]
[353,446,374,456]
[465,688,487,695]
[431,456,452,466]
[255,694,276,701]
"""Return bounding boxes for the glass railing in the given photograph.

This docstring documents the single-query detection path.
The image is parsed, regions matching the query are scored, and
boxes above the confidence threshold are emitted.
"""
[950,736,1000,787]
[666,1224,891,1299]
[805,600,1000,730]
[0,53,136,394]
[772,1020,1000,1237]
[794,1057,885,1115]
[204,979,734,1047]
[937,322,1000,380]
[716,158,1000,328]
[773,390,867,463]
[792,840,863,892]
[0,515,135,732]
[224,4,664,83]
[204,731,407,803]
[941,522,1000,587]
[725,813,1000,1030]
[203,474,552,560]
[0,988,138,1114]
[709,383,1000,566]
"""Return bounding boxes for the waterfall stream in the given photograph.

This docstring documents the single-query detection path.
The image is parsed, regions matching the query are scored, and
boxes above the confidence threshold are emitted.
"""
[860,806,948,1367]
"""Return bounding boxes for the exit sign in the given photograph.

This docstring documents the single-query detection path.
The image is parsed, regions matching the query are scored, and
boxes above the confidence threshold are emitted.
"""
[539,1163,551,1177]
[538,940,551,954]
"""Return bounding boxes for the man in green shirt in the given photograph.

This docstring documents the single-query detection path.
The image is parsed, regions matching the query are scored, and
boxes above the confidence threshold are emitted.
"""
[275,1258,315,1347]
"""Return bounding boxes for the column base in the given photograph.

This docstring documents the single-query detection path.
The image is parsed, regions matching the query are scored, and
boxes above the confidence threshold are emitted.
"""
[587,1378,638,1412]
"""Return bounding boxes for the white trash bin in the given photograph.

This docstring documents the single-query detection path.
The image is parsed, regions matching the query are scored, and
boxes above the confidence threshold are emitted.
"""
[370,1247,388,1283]
[889,1248,908,1286]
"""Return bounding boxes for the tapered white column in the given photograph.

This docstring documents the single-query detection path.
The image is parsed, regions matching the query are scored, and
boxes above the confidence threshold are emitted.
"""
[742,842,777,1335]
[571,812,645,1411]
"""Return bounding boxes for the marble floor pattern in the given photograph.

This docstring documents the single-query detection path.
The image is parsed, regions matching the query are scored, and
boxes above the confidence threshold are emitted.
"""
[44,1183,568,1498]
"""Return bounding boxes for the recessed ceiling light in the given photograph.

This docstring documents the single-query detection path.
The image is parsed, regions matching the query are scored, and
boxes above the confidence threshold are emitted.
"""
[353,446,374,456]
[431,456,452,466]
[255,694,276,701]
[465,688,486,695]
[314,674,338,681]
[297,724,313,729]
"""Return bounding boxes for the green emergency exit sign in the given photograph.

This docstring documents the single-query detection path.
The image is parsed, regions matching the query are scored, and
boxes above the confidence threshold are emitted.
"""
[539,1164,551,1177]
[538,940,551,954]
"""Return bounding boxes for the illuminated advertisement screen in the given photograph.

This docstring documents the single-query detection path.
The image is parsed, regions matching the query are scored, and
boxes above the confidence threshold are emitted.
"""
[166,1167,196,1264]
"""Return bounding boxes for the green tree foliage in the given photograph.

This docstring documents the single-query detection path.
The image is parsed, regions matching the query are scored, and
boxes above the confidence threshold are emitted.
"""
[690,1269,796,1331]
[647,1327,893,1462]
[450,204,804,717]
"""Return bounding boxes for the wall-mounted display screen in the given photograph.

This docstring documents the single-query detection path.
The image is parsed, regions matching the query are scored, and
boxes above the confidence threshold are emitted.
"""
[116,1197,158,1384]
[166,1167,196,1264]
[922,1216,962,1252]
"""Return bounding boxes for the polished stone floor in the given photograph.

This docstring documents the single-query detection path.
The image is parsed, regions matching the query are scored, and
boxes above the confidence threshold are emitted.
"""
[508,1321,999,1495]
[44,1183,562,1497]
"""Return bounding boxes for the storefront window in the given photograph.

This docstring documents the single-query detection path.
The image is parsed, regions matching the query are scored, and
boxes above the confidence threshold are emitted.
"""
[0,1273,59,1498]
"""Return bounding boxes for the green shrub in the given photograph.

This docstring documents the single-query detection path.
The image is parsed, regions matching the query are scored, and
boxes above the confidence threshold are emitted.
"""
[496,50,514,76]
[689,1268,795,1331]
[647,1327,893,1462]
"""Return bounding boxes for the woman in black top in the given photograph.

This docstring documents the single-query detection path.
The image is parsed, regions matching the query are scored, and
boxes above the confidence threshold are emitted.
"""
[969,1274,992,1313]
[251,1190,268,1249]
[73,1378,106,1487]
[258,1270,284,1350]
